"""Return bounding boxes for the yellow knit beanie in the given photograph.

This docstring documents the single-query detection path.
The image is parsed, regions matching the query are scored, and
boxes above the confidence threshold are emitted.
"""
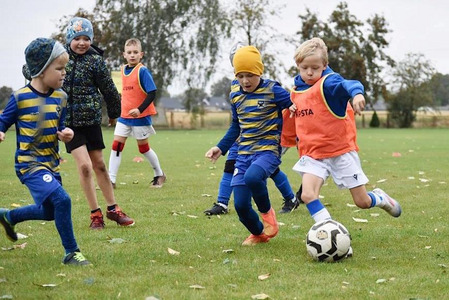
[232,46,264,76]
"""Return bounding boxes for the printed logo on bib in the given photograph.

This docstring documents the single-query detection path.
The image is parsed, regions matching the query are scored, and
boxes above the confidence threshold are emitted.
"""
[233,168,239,176]
[42,174,53,183]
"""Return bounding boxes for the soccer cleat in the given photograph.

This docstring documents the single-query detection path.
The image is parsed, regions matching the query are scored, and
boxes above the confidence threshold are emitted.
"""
[279,197,300,213]
[204,203,228,215]
[242,233,270,246]
[106,206,135,226]
[0,208,17,242]
[372,188,402,217]
[261,208,279,238]
[89,210,105,230]
[111,181,116,189]
[63,252,92,266]
[150,173,166,188]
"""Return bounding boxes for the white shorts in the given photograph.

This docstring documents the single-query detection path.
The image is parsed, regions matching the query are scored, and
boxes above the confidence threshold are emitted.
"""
[114,122,156,140]
[292,151,369,189]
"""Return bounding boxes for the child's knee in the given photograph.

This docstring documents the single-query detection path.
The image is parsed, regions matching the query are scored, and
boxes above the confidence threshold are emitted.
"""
[112,140,125,152]
[138,143,150,154]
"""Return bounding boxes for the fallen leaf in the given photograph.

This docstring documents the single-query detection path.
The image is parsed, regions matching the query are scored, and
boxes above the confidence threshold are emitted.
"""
[438,264,447,268]
[407,176,415,180]
[258,273,270,281]
[16,233,28,239]
[168,248,180,255]
[201,194,211,197]
[132,180,139,184]
[108,238,126,244]
[392,152,401,157]
[0,278,6,283]
[34,282,60,288]
[0,294,13,299]
[187,215,198,219]
[352,217,368,223]
[223,258,231,264]
[11,203,21,208]
[376,279,387,284]
[425,246,432,249]
[189,284,205,289]
[251,293,270,299]
[419,178,430,183]
[222,249,234,253]
[370,213,380,217]
[376,179,387,183]
[56,273,66,277]
[346,203,357,207]
[145,296,161,300]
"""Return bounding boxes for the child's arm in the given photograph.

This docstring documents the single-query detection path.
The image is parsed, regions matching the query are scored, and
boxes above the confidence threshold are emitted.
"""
[0,94,19,138]
[94,57,121,120]
[0,132,5,143]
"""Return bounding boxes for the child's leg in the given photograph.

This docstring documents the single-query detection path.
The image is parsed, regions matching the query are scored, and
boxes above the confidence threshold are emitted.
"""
[270,168,295,201]
[244,164,270,213]
[217,159,235,207]
[48,186,79,254]
[301,173,331,222]
[138,139,164,177]
[233,185,263,235]
[71,146,101,210]
[109,136,127,185]
[89,149,116,207]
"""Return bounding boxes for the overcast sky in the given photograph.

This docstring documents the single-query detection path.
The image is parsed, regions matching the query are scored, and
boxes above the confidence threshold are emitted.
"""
[2,0,449,93]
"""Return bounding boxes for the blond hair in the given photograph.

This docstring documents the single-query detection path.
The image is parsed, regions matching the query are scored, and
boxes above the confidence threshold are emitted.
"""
[124,38,142,50]
[294,37,328,65]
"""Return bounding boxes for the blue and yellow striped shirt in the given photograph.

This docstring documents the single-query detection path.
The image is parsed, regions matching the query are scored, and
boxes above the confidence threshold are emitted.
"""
[217,79,292,156]
[0,85,67,180]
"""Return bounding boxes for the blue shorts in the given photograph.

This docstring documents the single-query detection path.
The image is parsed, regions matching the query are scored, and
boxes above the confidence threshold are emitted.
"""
[227,142,238,160]
[231,152,281,186]
[22,169,62,205]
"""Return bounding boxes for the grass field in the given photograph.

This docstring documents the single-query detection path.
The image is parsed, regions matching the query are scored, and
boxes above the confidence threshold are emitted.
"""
[0,128,448,299]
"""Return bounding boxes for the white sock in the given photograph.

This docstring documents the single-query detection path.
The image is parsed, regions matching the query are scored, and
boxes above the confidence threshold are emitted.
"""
[109,150,122,183]
[142,148,163,177]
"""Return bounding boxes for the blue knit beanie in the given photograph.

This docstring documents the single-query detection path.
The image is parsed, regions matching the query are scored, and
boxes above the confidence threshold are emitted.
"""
[25,38,67,78]
[66,17,94,45]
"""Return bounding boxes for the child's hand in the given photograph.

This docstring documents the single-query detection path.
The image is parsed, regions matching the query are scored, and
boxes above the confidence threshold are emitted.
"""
[0,132,5,143]
[108,118,117,127]
[57,128,74,143]
[128,108,141,118]
[352,94,366,115]
[205,146,222,163]
[289,103,297,117]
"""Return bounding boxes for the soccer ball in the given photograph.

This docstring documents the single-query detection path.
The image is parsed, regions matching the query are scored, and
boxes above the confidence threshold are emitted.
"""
[306,219,351,262]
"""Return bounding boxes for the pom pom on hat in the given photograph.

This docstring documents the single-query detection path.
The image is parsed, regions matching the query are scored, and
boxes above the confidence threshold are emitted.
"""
[66,17,94,45]
[232,46,264,76]
[25,38,66,78]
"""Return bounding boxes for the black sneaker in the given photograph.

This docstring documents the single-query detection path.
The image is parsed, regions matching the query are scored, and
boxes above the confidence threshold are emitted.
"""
[279,198,300,213]
[63,252,92,266]
[0,208,17,242]
[204,203,228,215]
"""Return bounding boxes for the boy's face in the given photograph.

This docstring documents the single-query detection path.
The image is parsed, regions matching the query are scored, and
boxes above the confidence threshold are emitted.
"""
[41,54,69,90]
[236,72,260,93]
[297,54,327,85]
[70,36,92,55]
[123,44,143,67]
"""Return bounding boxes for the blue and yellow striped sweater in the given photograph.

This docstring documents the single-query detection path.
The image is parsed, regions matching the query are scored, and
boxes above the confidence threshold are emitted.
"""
[0,85,67,180]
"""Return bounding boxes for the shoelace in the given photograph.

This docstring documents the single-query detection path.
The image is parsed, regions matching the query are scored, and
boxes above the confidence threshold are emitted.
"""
[73,252,87,262]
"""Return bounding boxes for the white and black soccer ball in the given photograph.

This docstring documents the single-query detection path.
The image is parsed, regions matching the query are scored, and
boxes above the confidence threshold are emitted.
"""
[306,219,351,262]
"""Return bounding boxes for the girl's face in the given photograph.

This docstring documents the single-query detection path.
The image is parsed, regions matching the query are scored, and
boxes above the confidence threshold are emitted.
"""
[70,36,92,55]
[236,72,261,93]
[297,54,327,85]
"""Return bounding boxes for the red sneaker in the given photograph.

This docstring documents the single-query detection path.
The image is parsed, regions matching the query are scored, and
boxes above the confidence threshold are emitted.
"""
[242,233,270,246]
[106,206,135,226]
[90,210,105,230]
[261,208,279,238]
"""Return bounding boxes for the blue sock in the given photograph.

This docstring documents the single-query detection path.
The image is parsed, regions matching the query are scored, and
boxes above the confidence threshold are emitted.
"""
[306,199,331,222]
[245,164,270,213]
[234,185,263,235]
[271,169,295,201]
[217,172,233,207]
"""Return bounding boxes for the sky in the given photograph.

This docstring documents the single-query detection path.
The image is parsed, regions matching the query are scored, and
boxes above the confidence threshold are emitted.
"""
[2,0,449,93]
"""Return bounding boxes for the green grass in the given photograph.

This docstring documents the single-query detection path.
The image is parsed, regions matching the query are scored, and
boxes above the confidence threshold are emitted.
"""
[0,128,448,299]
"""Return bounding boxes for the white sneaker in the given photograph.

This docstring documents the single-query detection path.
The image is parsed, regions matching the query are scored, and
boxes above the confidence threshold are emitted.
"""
[372,188,402,217]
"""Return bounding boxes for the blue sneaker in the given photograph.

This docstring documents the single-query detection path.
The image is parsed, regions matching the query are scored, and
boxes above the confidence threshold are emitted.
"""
[63,252,92,266]
[0,208,17,242]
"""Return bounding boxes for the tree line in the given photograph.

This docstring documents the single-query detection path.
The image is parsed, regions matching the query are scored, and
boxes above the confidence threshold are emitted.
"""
[1,0,448,128]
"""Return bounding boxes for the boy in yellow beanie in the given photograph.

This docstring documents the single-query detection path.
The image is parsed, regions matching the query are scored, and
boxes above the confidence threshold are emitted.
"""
[206,46,294,245]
